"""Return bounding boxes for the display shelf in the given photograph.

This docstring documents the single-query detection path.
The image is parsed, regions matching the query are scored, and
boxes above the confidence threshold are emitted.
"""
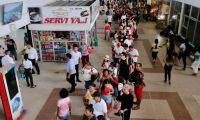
[54,42,67,61]
[41,41,54,61]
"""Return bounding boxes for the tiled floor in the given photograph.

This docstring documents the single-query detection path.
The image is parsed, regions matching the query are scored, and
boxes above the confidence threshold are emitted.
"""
[1,15,200,120]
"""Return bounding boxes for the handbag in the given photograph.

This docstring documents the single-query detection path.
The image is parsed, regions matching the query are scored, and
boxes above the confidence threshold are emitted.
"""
[90,68,100,83]
[113,100,121,110]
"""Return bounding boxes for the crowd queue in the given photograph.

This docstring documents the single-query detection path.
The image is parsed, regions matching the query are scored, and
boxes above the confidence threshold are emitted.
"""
[0,0,200,120]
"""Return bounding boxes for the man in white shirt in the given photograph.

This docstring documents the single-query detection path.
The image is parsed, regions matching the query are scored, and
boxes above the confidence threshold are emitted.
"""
[70,44,82,83]
[124,35,133,47]
[113,42,124,64]
[23,54,36,88]
[90,92,108,119]
[129,45,139,64]
[27,44,40,75]
[178,40,187,70]
[1,50,15,66]
[66,53,76,93]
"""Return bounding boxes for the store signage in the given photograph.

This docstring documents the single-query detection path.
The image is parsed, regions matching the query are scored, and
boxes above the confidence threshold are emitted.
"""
[43,17,88,24]
[41,6,90,24]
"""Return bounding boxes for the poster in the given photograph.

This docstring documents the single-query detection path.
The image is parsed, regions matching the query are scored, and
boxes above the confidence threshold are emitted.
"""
[28,7,42,24]
[70,31,80,41]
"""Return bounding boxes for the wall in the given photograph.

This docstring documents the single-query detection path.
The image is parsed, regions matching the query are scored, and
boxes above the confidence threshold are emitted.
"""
[174,0,200,8]
[0,0,58,52]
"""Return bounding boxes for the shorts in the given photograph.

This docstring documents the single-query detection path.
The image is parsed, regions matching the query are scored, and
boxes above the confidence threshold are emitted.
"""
[105,30,110,33]
[135,85,144,100]
[102,95,112,103]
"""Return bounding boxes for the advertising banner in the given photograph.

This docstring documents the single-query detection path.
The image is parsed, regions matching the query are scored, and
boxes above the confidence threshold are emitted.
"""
[41,6,90,25]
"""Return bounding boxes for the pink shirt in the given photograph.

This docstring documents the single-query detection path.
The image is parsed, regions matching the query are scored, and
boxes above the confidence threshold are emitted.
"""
[57,97,71,117]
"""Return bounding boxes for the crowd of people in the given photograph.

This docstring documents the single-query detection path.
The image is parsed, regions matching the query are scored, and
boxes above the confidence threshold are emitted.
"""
[0,0,200,120]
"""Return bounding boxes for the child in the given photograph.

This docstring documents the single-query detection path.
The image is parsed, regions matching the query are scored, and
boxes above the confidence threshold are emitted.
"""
[101,55,111,69]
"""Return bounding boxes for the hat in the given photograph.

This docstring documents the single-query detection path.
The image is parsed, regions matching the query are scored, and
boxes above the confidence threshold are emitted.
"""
[104,55,110,60]
[92,91,101,97]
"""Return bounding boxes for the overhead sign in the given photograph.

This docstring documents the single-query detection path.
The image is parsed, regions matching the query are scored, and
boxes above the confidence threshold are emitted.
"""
[41,7,90,24]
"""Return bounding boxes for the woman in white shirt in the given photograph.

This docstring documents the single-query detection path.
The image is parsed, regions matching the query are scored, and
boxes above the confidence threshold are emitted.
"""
[82,62,98,90]
[23,54,36,88]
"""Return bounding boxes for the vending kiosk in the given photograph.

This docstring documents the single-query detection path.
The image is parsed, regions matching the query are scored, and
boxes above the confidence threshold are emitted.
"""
[0,64,24,120]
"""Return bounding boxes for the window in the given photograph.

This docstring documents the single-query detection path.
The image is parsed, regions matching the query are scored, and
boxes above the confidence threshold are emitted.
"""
[187,19,196,43]
[175,1,182,12]
[181,27,187,37]
[194,22,200,45]
[183,16,189,27]
[184,4,191,16]
[191,6,199,19]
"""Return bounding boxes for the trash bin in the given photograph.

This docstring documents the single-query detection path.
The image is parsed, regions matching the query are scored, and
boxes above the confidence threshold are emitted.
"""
[94,37,99,47]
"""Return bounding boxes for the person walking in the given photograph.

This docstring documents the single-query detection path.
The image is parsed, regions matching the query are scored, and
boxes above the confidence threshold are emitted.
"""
[23,54,36,88]
[4,35,17,60]
[191,49,200,76]
[104,21,111,41]
[27,44,40,75]
[71,44,82,83]
[163,55,174,84]
[178,40,187,70]
[57,88,71,120]
[66,53,76,93]
[151,39,160,63]
[1,50,15,66]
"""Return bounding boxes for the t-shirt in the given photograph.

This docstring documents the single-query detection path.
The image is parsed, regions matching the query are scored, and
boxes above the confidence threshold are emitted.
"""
[107,15,112,22]
[104,24,111,30]
[6,39,15,51]
[114,46,125,58]
[194,51,200,62]
[121,15,126,20]
[89,99,107,117]
[152,43,159,52]
[57,97,71,117]
[124,39,133,47]
[71,51,82,65]
[129,49,139,62]
[80,45,89,56]
[180,43,186,52]
[83,68,98,81]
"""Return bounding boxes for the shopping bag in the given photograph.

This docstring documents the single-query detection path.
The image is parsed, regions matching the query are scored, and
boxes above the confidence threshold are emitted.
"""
[113,100,121,110]
[21,73,26,81]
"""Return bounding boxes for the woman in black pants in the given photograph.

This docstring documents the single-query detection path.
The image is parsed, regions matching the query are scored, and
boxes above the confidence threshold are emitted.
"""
[116,84,134,120]
[23,54,36,88]
[163,55,174,85]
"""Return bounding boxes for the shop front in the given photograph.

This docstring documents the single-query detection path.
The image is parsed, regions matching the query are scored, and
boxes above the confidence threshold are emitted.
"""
[28,0,99,62]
